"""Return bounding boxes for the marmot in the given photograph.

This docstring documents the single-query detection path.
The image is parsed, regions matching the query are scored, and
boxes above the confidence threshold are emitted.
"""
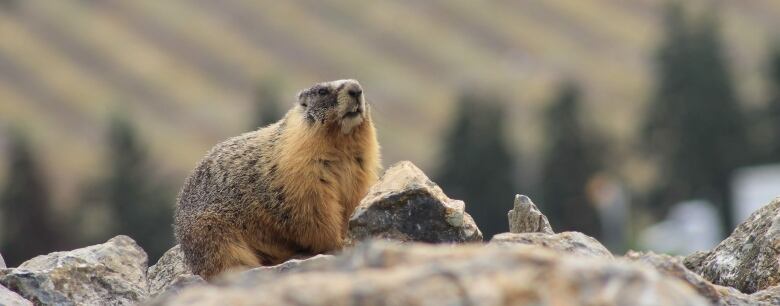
[174,79,380,279]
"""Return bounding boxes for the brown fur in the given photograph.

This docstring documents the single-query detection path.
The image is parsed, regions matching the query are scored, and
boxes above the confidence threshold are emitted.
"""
[174,80,380,280]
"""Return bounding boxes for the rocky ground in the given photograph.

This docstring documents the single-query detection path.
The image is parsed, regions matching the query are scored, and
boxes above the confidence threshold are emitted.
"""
[1,161,779,306]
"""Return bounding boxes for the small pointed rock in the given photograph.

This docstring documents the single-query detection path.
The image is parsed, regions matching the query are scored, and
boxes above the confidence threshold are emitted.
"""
[508,194,554,234]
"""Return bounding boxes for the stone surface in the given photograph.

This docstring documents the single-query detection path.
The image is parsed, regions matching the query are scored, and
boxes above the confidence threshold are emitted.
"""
[0,284,32,306]
[684,197,780,293]
[0,252,5,269]
[626,251,721,304]
[154,240,708,306]
[348,161,483,243]
[0,235,148,306]
[491,231,613,259]
[508,194,554,234]
[148,245,203,298]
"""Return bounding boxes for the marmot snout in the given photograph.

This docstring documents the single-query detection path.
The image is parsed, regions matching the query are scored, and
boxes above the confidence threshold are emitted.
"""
[174,79,381,279]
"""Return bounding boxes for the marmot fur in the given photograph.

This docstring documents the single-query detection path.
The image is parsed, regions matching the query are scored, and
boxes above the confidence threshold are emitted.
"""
[174,79,380,279]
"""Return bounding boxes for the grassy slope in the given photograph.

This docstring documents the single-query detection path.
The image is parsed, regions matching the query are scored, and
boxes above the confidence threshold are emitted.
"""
[0,0,778,202]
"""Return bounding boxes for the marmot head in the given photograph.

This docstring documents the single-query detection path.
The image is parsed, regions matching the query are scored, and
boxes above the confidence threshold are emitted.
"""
[296,79,368,134]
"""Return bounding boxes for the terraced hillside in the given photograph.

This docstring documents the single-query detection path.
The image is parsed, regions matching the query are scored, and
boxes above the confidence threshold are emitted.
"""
[0,0,778,202]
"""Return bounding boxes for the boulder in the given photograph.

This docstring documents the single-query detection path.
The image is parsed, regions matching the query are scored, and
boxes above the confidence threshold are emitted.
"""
[0,284,32,306]
[154,240,708,306]
[508,194,554,234]
[348,161,482,243]
[626,251,721,304]
[491,231,613,259]
[147,245,204,298]
[0,235,148,306]
[683,197,780,293]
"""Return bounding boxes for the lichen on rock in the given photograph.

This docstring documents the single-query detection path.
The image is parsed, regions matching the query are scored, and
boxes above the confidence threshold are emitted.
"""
[684,197,780,293]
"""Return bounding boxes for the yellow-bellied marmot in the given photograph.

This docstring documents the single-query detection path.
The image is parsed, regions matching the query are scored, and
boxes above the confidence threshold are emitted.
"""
[174,79,380,279]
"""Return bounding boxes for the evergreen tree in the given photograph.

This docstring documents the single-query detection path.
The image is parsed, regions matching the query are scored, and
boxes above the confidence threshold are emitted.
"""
[0,129,59,266]
[642,3,748,231]
[250,79,283,130]
[103,115,174,261]
[538,81,602,238]
[765,44,780,161]
[435,91,516,239]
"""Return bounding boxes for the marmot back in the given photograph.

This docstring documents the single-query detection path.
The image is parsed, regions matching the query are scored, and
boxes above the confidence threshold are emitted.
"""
[174,79,380,279]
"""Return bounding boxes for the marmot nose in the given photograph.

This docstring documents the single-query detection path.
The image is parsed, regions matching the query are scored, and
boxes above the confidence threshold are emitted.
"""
[348,88,362,98]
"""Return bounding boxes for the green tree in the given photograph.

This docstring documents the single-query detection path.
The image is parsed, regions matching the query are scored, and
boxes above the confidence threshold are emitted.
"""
[102,115,174,261]
[435,91,516,239]
[538,81,603,238]
[250,79,283,130]
[0,129,59,266]
[642,3,748,231]
[765,44,780,161]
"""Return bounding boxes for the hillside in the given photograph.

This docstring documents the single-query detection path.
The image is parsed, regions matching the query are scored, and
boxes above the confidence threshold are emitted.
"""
[0,0,778,202]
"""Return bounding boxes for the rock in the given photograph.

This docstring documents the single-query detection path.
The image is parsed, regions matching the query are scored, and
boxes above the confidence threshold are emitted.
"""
[0,235,148,306]
[216,254,334,286]
[0,284,32,306]
[491,231,613,259]
[348,161,483,243]
[148,245,204,298]
[625,251,721,304]
[0,252,5,269]
[750,285,780,305]
[155,240,708,306]
[508,194,554,234]
[684,197,780,293]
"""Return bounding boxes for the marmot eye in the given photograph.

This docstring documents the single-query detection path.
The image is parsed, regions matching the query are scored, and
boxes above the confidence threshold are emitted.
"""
[317,88,330,95]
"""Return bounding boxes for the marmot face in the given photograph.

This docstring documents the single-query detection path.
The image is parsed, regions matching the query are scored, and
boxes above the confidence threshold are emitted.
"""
[296,79,367,134]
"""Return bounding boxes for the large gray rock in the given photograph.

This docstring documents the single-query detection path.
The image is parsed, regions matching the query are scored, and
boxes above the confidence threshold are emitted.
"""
[491,231,613,259]
[348,161,483,243]
[684,197,780,293]
[0,284,32,306]
[155,240,708,306]
[508,194,554,234]
[0,235,148,306]
[148,245,204,298]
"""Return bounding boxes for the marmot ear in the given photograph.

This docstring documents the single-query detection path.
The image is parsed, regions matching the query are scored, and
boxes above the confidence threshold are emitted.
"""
[296,90,307,107]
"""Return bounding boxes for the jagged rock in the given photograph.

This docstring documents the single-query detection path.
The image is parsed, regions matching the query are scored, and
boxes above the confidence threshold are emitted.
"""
[684,197,780,293]
[0,252,5,269]
[508,194,554,234]
[491,231,613,259]
[0,284,32,306]
[148,245,204,298]
[348,161,483,243]
[155,240,708,306]
[0,235,148,306]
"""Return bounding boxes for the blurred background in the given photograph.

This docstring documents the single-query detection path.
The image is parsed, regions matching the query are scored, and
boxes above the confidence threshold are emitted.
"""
[1,0,779,266]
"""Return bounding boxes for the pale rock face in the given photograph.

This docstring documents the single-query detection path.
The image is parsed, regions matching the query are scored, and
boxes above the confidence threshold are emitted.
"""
[152,241,708,306]
[147,245,204,298]
[0,235,148,306]
[508,194,555,234]
[491,231,613,259]
[0,284,32,306]
[348,161,483,243]
[684,197,780,293]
